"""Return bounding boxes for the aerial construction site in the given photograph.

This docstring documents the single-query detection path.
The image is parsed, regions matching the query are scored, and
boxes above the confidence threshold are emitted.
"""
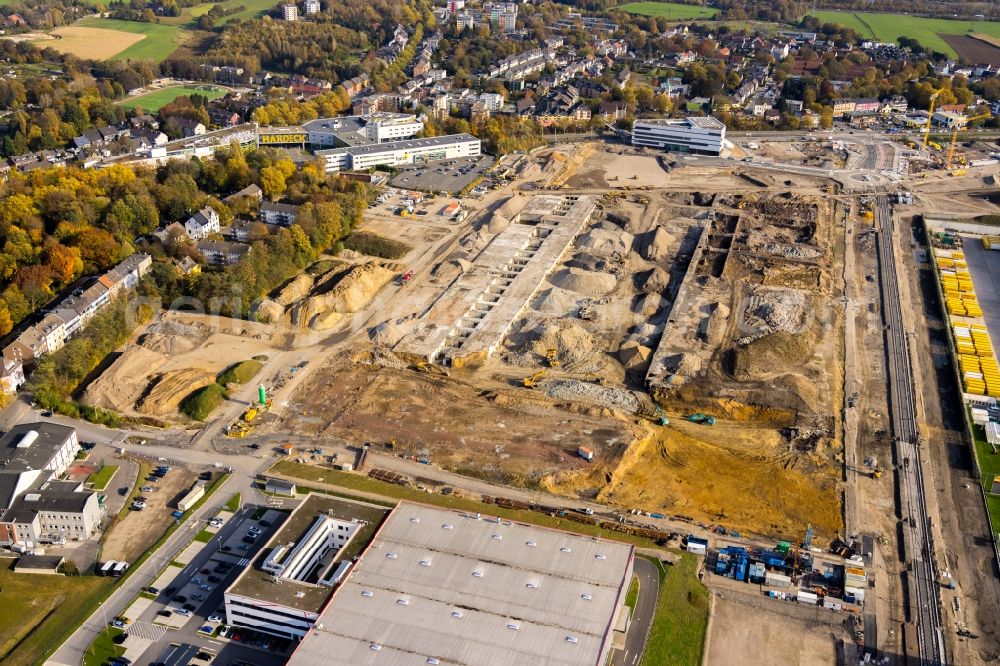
[259,147,848,541]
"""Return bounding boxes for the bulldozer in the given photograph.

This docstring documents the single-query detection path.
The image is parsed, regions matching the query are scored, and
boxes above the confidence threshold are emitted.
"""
[523,370,546,388]
[414,360,449,377]
[686,413,716,426]
[546,348,561,368]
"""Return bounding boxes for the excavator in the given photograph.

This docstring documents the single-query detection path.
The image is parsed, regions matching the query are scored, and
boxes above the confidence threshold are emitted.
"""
[654,405,669,426]
[686,413,716,426]
[523,370,546,388]
[414,360,450,377]
[584,373,606,386]
[546,348,561,368]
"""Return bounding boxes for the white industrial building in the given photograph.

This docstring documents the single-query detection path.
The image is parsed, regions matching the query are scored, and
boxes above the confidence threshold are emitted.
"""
[631,116,727,156]
[316,134,481,173]
[288,502,635,666]
[303,113,424,149]
[0,423,104,550]
[224,494,388,640]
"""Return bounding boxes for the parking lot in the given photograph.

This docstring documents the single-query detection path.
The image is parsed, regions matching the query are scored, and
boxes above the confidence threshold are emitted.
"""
[111,505,291,666]
[390,155,495,193]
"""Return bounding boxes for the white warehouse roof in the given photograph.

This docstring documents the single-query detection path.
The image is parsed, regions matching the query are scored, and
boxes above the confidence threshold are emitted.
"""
[288,502,634,666]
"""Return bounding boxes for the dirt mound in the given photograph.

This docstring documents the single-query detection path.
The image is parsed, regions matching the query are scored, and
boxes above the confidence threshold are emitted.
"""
[618,342,651,369]
[532,287,580,314]
[487,216,511,235]
[252,299,285,324]
[432,256,472,283]
[370,316,418,347]
[510,316,595,366]
[644,226,672,261]
[276,274,314,306]
[550,267,616,295]
[577,228,633,259]
[731,330,814,380]
[138,332,196,356]
[497,194,528,219]
[640,267,670,294]
[294,262,395,331]
[82,345,168,411]
[566,252,603,272]
[137,368,216,417]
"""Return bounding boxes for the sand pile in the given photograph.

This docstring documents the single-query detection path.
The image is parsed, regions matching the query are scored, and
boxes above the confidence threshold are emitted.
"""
[497,194,528,220]
[252,299,285,323]
[511,316,594,366]
[532,287,580,314]
[618,342,651,370]
[641,267,670,294]
[138,332,196,356]
[577,228,633,259]
[276,274,314,306]
[637,293,666,318]
[432,256,472,283]
[82,345,168,411]
[550,268,616,295]
[704,303,730,345]
[644,226,672,261]
[294,263,395,331]
[370,316,418,347]
[566,252,603,272]
[487,216,511,235]
[137,368,215,417]
[459,231,490,253]
[731,330,813,380]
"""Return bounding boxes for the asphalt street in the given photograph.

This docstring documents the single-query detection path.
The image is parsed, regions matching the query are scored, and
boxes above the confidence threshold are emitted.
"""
[611,556,659,666]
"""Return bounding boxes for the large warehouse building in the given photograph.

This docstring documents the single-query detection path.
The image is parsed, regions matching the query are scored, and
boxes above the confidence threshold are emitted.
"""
[631,116,727,155]
[287,502,635,666]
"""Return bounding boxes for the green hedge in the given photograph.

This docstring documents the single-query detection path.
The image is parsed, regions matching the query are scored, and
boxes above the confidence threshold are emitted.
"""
[342,231,412,259]
[180,384,228,421]
[217,359,263,386]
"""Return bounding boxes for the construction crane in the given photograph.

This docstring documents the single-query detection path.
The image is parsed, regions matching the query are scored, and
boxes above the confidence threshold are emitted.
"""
[522,370,546,388]
[922,91,940,150]
[946,112,992,169]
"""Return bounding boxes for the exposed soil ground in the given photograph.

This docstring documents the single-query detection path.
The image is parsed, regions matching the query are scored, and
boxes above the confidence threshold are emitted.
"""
[705,596,839,666]
[941,33,1000,67]
[100,463,196,562]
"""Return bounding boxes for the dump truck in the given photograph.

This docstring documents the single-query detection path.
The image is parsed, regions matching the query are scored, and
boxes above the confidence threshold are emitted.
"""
[546,348,560,368]
[686,413,716,426]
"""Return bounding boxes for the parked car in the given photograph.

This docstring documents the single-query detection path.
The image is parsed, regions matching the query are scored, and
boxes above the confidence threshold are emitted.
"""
[208,615,223,623]
[208,575,222,584]
[172,595,187,603]
[157,610,172,617]
[164,586,176,596]
[143,586,159,595]
[200,584,213,592]
[175,608,193,617]
[220,545,232,552]
[242,536,256,544]
[191,593,205,601]
[113,633,128,645]
[183,603,196,611]
[117,487,128,496]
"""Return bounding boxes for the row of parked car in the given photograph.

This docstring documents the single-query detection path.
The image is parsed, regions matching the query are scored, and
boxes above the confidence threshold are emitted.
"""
[219,625,291,653]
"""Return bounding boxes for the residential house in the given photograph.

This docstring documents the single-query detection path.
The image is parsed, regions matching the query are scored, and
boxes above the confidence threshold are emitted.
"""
[185,207,221,240]
[599,100,628,121]
[197,240,252,266]
[304,0,320,14]
[176,119,207,137]
[259,201,299,226]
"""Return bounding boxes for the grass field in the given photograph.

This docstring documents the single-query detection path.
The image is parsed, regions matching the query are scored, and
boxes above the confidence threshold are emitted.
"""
[88,464,118,490]
[0,559,115,666]
[73,17,181,62]
[616,1,718,19]
[810,10,1000,58]
[641,554,710,666]
[121,84,226,111]
[972,421,1000,533]
[82,627,124,666]
[224,492,241,512]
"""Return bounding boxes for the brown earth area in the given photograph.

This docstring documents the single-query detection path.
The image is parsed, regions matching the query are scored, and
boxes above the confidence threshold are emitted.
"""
[100,463,197,562]
[941,33,1000,66]
[40,26,145,60]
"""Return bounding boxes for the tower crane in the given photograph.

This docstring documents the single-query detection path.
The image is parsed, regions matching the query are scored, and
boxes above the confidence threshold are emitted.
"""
[922,91,941,150]
[947,112,992,170]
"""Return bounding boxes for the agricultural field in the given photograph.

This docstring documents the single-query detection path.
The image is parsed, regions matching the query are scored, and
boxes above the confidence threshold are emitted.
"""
[616,1,718,20]
[120,84,227,111]
[38,25,145,61]
[65,18,181,61]
[810,10,1000,59]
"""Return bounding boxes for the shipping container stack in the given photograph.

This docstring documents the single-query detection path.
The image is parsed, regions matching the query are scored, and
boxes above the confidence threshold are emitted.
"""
[938,250,982,317]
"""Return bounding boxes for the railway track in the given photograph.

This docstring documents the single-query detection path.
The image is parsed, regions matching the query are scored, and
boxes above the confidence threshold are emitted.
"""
[873,195,945,664]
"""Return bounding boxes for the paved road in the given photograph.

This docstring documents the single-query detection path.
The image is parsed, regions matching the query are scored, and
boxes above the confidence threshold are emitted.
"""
[611,557,659,666]
[873,195,945,665]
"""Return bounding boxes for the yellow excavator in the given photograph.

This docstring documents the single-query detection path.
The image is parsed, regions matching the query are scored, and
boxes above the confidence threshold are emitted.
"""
[546,348,560,368]
[523,370,546,388]
[415,360,449,376]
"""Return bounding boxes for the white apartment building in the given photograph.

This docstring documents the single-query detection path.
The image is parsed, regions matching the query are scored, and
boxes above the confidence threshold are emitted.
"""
[631,116,727,156]
[282,3,298,20]
[185,207,221,239]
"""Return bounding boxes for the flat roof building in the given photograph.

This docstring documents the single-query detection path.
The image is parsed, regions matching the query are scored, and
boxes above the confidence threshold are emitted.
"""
[632,116,727,156]
[316,134,481,173]
[224,493,389,640]
[288,502,634,666]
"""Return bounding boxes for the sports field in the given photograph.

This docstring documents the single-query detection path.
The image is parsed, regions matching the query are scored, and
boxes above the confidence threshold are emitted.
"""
[616,1,718,20]
[811,10,1000,58]
[71,17,181,62]
[121,84,227,111]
